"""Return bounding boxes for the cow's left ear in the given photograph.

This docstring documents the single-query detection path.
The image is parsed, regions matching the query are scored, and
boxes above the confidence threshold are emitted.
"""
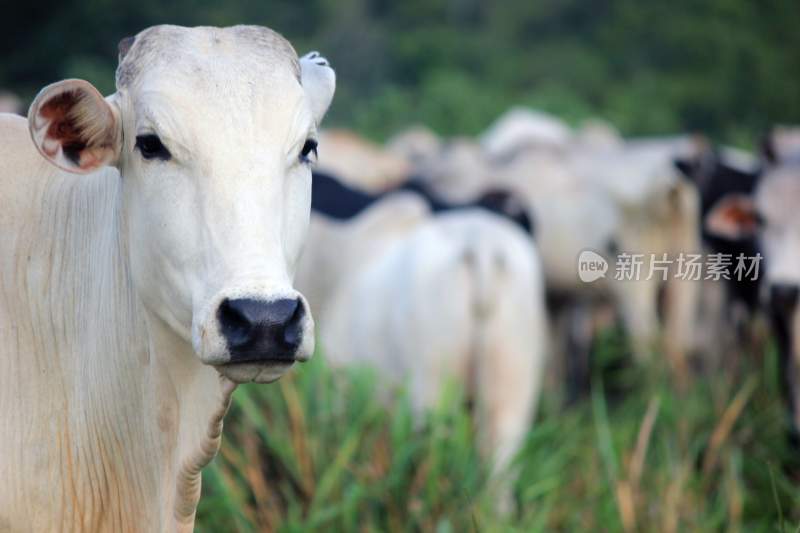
[300,52,335,125]
[28,79,121,174]
[705,193,759,241]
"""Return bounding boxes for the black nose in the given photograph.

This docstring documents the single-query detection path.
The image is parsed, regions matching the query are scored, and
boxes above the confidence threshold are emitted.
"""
[770,283,800,315]
[217,297,305,363]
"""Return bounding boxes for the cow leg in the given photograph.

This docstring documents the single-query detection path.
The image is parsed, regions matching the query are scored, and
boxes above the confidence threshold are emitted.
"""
[614,278,660,364]
[770,304,800,451]
[565,301,594,405]
[789,308,800,450]
[473,308,544,516]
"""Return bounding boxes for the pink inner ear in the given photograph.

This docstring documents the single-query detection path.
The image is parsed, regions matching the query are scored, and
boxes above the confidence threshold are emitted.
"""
[707,196,757,239]
[722,203,757,230]
[39,90,88,164]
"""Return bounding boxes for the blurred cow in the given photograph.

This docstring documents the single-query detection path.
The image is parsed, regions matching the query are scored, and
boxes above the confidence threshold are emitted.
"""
[674,144,765,366]
[486,146,619,400]
[481,107,572,161]
[399,116,702,393]
[316,129,410,190]
[0,91,21,114]
[570,137,703,374]
[386,124,442,170]
[703,129,800,444]
[298,183,547,511]
[469,131,701,388]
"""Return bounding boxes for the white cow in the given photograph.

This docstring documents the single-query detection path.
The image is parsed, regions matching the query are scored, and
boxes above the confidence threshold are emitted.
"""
[299,203,547,509]
[480,106,572,162]
[568,137,703,369]
[0,25,334,532]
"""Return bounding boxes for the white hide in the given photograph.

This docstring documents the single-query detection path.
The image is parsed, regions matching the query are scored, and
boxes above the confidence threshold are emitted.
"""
[295,192,431,321]
[574,119,624,150]
[569,138,702,364]
[757,168,800,290]
[0,91,21,114]
[457,132,701,366]
[481,107,572,161]
[416,137,495,202]
[386,124,443,171]
[309,210,547,482]
[0,25,334,532]
[495,148,620,293]
[315,129,411,191]
[769,126,800,163]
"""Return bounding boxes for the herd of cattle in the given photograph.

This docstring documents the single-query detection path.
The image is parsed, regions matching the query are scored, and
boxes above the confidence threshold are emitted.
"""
[297,111,800,510]
[0,24,798,531]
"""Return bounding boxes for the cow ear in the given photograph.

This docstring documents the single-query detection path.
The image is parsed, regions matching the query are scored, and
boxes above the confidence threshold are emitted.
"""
[705,193,759,240]
[761,129,778,165]
[28,79,121,174]
[300,52,335,126]
[674,158,696,180]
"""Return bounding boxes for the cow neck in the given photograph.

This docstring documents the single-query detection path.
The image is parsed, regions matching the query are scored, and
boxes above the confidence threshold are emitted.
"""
[140,311,237,529]
[22,167,236,529]
[113,179,239,528]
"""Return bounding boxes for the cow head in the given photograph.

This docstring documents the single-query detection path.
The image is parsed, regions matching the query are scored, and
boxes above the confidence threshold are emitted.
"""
[27,25,336,383]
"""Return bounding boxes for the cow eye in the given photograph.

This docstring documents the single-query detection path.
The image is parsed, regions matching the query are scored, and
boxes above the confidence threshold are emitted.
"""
[135,134,171,161]
[300,139,318,164]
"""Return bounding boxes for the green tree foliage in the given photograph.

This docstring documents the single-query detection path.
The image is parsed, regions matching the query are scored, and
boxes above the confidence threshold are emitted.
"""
[2,0,798,142]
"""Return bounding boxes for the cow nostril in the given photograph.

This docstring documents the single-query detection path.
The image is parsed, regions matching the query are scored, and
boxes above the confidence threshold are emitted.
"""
[281,301,305,350]
[217,297,306,363]
[218,298,253,348]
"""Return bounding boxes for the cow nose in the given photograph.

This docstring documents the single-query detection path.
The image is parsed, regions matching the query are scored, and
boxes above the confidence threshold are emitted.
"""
[770,283,800,315]
[217,297,305,363]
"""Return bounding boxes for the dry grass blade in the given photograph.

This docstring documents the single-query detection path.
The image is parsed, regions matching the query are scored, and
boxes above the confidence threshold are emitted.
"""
[630,396,661,489]
[280,377,316,495]
[615,481,636,533]
[218,461,259,527]
[726,455,743,533]
[662,462,690,533]
[242,432,281,530]
[702,376,758,477]
[617,396,661,532]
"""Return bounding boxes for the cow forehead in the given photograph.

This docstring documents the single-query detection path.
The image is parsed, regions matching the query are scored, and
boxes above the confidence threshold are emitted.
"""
[116,25,300,91]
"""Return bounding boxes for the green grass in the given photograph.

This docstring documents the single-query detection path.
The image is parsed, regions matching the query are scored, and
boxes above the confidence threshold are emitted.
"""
[196,332,800,532]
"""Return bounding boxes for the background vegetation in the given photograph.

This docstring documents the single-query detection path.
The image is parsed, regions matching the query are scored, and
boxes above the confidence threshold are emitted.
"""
[196,335,799,531]
[3,0,800,142]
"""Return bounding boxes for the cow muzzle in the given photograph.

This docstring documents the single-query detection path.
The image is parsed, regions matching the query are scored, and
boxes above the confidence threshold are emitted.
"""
[195,290,315,383]
[218,297,305,361]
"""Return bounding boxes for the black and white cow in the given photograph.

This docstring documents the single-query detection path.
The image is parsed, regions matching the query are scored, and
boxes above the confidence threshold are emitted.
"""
[701,130,800,446]
[311,170,534,235]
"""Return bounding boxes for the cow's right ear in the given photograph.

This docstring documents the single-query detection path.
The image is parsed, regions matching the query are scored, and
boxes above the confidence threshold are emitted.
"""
[28,79,121,174]
[705,193,759,241]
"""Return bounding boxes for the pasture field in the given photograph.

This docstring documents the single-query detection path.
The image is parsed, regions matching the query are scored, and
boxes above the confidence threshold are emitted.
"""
[197,329,799,532]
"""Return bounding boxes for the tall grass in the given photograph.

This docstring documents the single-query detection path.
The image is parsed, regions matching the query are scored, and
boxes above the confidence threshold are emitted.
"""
[196,331,799,532]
